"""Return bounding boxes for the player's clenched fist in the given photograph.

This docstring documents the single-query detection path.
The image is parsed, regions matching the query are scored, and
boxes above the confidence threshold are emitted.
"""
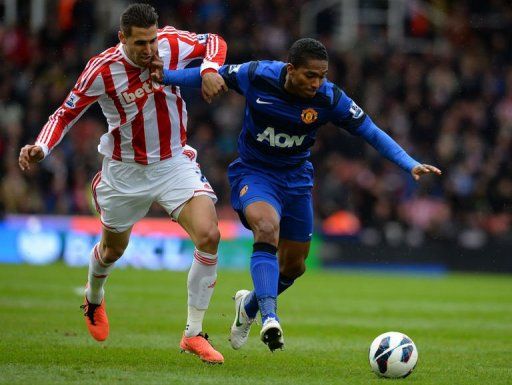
[201,72,228,104]
[18,145,44,171]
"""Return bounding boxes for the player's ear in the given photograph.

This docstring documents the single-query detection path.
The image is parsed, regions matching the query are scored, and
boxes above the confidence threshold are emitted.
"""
[286,63,295,75]
[118,30,127,44]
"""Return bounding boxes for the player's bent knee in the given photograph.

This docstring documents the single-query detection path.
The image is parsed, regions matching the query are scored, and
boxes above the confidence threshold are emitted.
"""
[101,244,126,263]
[252,218,279,244]
[194,224,220,252]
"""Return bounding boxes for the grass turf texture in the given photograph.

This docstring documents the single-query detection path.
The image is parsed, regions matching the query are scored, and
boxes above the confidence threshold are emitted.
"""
[0,263,511,385]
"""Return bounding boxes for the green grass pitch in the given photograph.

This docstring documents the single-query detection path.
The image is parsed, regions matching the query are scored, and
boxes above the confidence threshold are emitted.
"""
[1,263,511,385]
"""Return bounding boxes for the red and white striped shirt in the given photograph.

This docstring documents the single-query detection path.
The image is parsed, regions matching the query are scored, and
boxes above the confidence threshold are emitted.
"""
[36,27,227,164]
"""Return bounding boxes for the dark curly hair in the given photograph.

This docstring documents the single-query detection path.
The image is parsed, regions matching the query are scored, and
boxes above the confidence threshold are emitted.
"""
[288,38,328,68]
[120,3,159,36]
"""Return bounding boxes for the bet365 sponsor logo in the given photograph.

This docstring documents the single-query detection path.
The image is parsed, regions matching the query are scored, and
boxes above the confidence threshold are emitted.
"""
[121,79,154,104]
[256,126,306,148]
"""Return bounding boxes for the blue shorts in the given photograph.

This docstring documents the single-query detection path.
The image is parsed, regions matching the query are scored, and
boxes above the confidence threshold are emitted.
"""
[228,158,314,242]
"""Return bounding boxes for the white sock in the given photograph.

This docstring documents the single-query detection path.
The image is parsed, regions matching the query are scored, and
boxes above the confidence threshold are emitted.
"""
[85,243,115,304]
[185,249,217,337]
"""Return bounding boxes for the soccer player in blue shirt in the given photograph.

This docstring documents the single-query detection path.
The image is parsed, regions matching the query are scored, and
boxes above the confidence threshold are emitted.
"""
[151,38,441,352]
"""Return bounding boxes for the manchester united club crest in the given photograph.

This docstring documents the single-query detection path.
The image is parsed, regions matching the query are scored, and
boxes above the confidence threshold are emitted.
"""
[240,185,249,197]
[301,108,318,124]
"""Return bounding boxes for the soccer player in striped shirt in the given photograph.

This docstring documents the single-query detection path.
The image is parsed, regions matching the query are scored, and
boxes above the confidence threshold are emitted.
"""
[152,38,442,352]
[18,3,228,364]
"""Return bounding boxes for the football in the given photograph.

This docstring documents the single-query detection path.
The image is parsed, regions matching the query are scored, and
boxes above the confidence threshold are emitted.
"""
[368,331,418,378]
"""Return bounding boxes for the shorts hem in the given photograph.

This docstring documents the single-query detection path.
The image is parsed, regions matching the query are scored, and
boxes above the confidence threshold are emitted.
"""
[169,190,217,221]
[279,234,313,243]
[240,196,281,218]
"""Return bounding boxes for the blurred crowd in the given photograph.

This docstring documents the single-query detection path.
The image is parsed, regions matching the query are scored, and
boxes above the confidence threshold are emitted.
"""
[1,0,511,247]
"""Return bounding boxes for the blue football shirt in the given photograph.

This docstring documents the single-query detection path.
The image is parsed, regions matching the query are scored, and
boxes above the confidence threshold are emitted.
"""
[218,60,367,168]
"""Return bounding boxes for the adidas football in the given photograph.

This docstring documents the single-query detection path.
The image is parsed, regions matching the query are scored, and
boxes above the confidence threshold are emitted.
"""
[368,331,418,378]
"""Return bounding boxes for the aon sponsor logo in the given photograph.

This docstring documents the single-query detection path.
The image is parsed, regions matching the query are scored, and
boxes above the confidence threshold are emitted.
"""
[256,127,306,148]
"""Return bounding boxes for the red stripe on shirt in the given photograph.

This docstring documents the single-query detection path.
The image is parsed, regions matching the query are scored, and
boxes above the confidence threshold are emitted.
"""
[166,37,187,147]
[122,61,148,165]
[174,87,186,146]
[111,128,122,161]
[44,94,96,149]
[102,65,127,124]
[167,36,179,70]
[101,65,125,160]
[78,51,122,93]
[154,91,172,160]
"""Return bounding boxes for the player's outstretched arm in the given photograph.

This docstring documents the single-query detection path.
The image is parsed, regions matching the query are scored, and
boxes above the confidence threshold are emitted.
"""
[18,145,44,171]
[152,67,203,87]
[356,118,442,179]
[23,56,104,169]
[152,66,228,103]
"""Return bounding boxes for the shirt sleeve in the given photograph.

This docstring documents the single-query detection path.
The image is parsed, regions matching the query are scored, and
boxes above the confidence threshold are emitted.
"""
[35,60,104,158]
[355,117,420,173]
[162,67,202,88]
[161,61,254,94]
[331,88,367,134]
[218,62,256,95]
[159,27,227,75]
[331,87,419,173]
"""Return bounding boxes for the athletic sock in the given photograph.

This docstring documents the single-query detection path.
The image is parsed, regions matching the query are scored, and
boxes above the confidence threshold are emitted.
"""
[86,243,115,304]
[185,249,217,337]
[249,243,279,322]
[244,273,295,318]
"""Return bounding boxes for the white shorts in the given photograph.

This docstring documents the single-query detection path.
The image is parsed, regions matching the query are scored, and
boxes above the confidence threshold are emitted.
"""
[91,151,217,233]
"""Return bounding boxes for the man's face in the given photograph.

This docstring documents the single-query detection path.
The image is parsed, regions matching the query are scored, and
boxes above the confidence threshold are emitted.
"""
[286,59,328,98]
[119,25,158,67]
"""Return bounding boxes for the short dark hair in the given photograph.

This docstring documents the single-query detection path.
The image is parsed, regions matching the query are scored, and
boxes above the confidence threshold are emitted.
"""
[288,38,328,68]
[120,3,158,36]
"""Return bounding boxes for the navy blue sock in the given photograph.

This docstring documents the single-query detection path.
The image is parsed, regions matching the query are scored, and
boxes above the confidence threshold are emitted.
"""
[245,273,296,318]
[248,243,278,320]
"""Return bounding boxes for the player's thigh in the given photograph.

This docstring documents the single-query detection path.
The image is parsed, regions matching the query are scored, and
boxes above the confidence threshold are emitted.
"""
[92,167,153,233]
[100,226,132,261]
[230,175,282,231]
[156,155,217,221]
[177,195,219,246]
[244,201,280,234]
[240,187,281,244]
[279,191,313,243]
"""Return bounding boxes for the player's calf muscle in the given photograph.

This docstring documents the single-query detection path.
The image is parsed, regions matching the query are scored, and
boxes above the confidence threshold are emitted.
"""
[280,262,306,279]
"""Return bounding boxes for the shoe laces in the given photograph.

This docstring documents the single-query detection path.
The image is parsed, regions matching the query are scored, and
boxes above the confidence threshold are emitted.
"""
[80,301,100,325]
[198,332,210,340]
[239,317,256,338]
[197,332,219,349]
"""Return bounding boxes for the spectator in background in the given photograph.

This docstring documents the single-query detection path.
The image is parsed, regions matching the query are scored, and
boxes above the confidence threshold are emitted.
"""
[2,0,512,246]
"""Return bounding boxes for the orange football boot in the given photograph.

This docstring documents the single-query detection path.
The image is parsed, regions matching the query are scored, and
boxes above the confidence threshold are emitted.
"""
[180,333,224,364]
[80,297,109,341]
